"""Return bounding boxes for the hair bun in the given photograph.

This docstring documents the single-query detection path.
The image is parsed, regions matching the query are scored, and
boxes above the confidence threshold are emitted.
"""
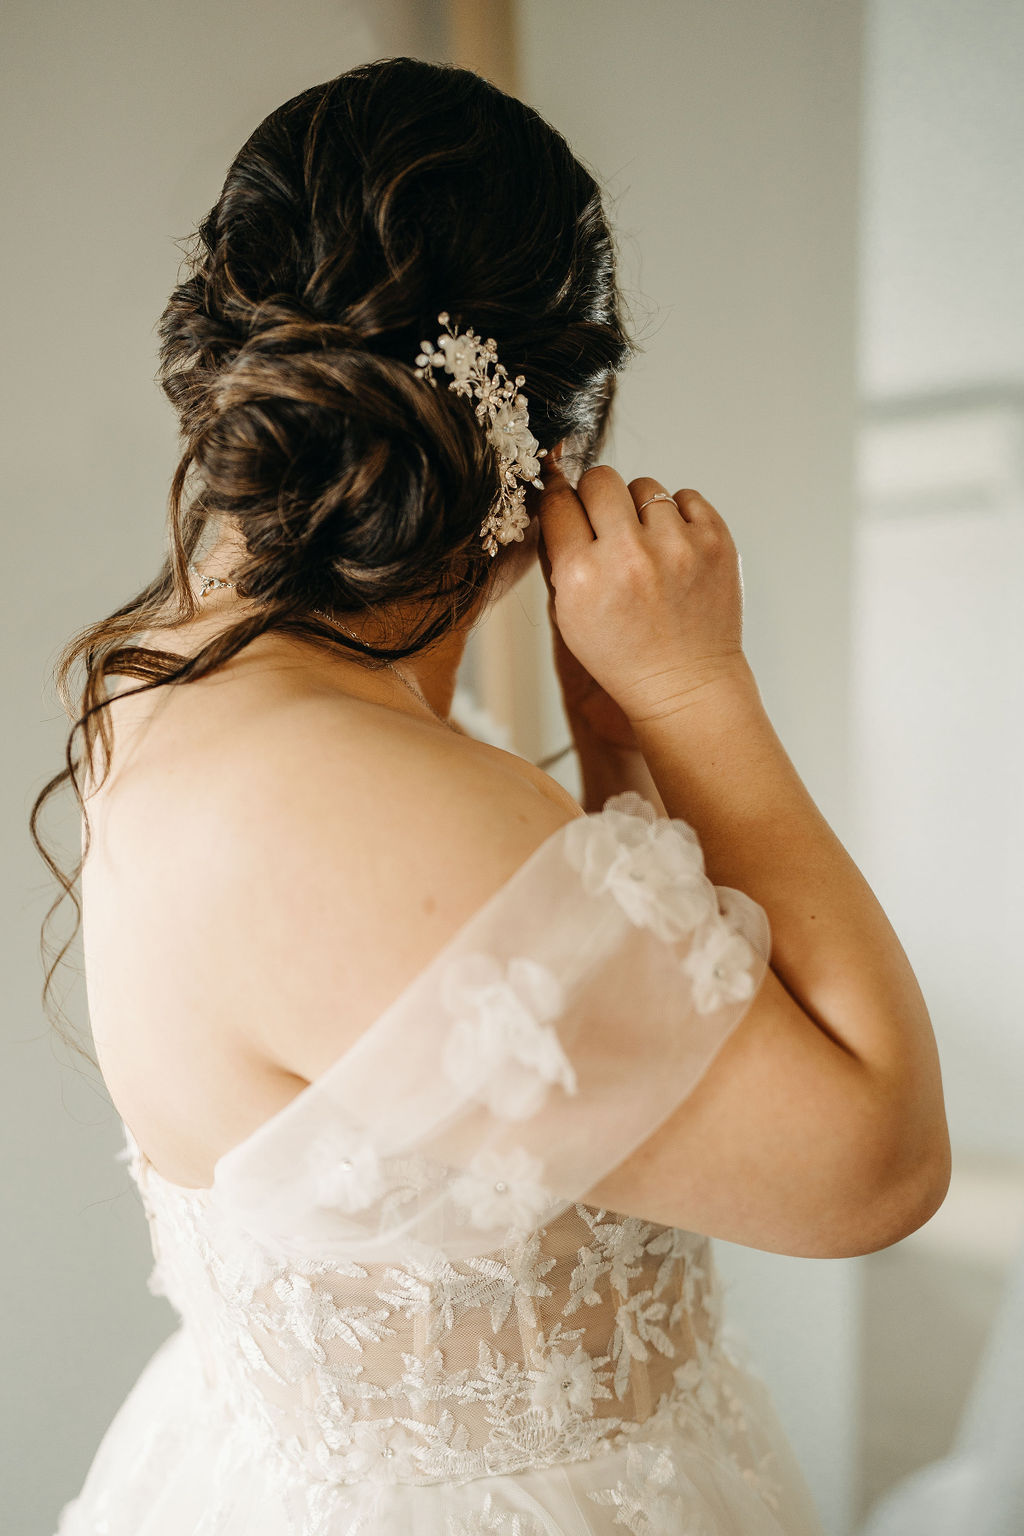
[192,331,498,608]
[237,296,366,360]
[155,57,636,620]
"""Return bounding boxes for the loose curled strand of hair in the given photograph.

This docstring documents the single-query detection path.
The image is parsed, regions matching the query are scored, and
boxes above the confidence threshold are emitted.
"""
[30,57,641,1055]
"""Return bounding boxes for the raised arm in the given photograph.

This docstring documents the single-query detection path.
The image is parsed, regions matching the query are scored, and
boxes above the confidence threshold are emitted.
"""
[537,462,950,1258]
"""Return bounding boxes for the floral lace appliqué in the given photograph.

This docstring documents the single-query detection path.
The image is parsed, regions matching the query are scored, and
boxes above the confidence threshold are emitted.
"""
[64,1131,793,1536]
[589,1438,714,1536]
[446,1493,547,1534]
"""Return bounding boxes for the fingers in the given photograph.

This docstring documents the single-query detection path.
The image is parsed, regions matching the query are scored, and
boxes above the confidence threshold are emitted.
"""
[573,465,637,538]
[537,461,644,563]
[535,457,594,566]
[628,476,689,530]
[538,457,723,565]
[672,488,722,527]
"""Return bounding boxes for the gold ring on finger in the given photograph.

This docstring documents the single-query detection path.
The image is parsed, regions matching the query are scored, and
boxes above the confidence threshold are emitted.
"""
[637,493,677,512]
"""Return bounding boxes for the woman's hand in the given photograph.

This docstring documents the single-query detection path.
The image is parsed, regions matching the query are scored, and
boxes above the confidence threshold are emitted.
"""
[537,534,643,751]
[536,459,750,727]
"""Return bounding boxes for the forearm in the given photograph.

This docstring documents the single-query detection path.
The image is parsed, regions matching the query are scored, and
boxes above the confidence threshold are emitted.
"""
[629,660,944,1142]
[570,716,669,818]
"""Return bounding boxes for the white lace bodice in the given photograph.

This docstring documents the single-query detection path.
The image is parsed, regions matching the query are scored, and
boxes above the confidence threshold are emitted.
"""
[124,1132,784,1532]
[104,792,791,1536]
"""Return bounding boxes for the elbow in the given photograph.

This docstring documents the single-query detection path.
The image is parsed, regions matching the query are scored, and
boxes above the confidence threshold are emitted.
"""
[885,1126,953,1244]
[823,1120,953,1259]
[818,1047,953,1259]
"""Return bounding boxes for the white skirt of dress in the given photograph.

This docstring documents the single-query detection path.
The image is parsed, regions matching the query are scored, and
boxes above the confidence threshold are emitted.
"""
[55,1324,825,1536]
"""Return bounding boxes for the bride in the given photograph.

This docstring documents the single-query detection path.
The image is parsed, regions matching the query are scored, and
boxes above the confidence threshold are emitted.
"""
[38,55,950,1536]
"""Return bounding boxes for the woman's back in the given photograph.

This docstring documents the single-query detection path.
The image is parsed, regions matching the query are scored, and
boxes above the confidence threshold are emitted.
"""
[83,621,582,1192]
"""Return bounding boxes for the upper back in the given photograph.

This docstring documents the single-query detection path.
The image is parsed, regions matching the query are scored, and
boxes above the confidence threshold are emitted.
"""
[82,625,582,1189]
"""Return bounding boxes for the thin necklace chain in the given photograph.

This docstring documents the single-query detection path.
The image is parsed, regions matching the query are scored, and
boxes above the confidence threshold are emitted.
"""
[186,562,455,731]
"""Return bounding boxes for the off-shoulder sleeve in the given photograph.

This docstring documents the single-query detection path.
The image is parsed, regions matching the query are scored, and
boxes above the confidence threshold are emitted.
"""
[212,791,771,1263]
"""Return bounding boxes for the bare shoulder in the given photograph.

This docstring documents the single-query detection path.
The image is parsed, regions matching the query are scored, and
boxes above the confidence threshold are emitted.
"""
[231,700,583,1070]
[232,688,585,892]
[92,677,585,1089]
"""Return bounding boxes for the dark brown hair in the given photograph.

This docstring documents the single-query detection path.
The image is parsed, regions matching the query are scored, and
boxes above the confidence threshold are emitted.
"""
[30,55,638,1053]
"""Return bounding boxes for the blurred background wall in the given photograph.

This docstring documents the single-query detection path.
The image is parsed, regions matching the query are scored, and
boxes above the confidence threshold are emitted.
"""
[3,3,1020,1534]
[852,0,1024,1514]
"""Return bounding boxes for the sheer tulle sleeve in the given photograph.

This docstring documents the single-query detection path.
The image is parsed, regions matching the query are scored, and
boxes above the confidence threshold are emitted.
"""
[212,791,771,1263]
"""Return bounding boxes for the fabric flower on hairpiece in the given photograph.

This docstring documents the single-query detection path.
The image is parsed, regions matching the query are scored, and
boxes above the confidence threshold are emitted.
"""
[488,395,543,477]
[435,330,479,385]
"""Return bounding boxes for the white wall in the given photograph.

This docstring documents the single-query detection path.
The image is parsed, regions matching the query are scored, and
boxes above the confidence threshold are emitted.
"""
[854,0,1024,1163]
[860,0,1024,397]
[519,4,866,1531]
[854,414,1024,1163]
[850,2,1024,1519]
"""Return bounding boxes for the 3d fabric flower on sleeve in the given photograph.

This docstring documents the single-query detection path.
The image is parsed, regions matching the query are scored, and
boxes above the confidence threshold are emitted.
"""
[564,794,719,944]
[449,1147,553,1235]
[305,1122,388,1214]
[565,793,763,1017]
[679,889,761,1015]
[440,953,578,1120]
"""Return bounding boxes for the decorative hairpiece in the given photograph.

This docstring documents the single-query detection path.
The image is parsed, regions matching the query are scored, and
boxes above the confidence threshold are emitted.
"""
[414,311,547,557]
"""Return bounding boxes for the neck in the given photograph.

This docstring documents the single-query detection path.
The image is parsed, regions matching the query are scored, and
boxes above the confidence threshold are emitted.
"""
[404,626,471,719]
[190,526,482,718]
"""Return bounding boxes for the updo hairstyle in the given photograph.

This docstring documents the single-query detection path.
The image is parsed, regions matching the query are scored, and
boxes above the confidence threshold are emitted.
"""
[31,55,638,1052]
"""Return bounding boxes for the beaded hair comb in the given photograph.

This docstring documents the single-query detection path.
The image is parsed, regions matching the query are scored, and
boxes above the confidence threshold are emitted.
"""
[414,311,547,557]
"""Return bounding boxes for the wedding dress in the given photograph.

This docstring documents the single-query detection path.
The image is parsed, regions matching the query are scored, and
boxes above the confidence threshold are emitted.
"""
[55,790,825,1536]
